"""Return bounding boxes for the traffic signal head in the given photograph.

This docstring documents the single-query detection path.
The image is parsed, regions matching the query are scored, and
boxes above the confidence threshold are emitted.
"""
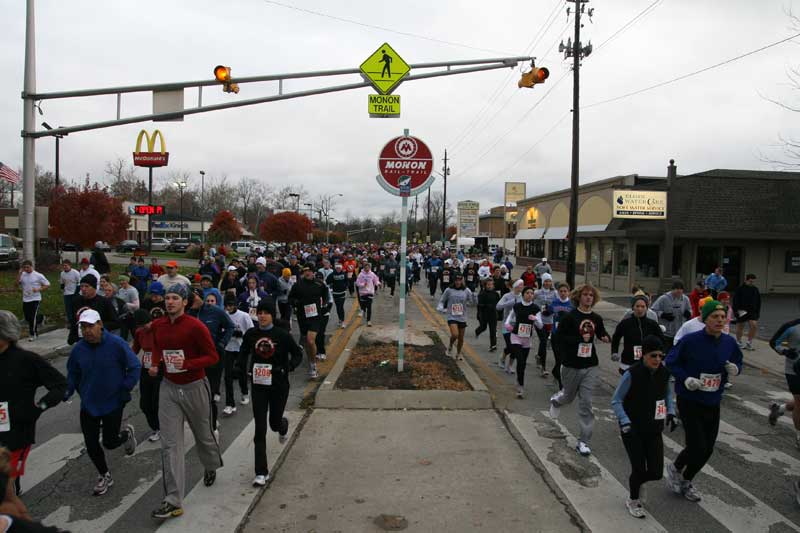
[213,65,239,94]
[518,67,550,88]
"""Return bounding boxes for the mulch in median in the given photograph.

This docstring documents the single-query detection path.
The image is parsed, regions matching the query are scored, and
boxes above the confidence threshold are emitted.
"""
[335,332,472,391]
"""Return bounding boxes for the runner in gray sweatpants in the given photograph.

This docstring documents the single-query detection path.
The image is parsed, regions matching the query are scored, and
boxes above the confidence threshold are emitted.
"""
[148,285,224,521]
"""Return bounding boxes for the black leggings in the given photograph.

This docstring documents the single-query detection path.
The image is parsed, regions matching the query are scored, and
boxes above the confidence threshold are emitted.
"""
[622,430,664,499]
[359,295,374,321]
[316,315,329,354]
[385,277,396,296]
[475,315,497,347]
[224,350,249,407]
[278,302,292,328]
[139,371,161,432]
[206,354,224,429]
[79,407,128,475]
[552,345,563,389]
[333,294,346,322]
[536,324,551,368]
[252,384,289,476]
[674,396,720,481]
[22,301,43,337]
[428,274,438,296]
[510,344,530,387]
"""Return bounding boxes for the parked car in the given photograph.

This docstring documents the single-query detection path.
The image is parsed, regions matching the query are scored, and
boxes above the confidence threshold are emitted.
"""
[149,238,171,252]
[251,241,267,253]
[168,238,192,253]
[62,242,83,251]
[230,241,254,255]
[0,233,20,269]
[116,240,142,253]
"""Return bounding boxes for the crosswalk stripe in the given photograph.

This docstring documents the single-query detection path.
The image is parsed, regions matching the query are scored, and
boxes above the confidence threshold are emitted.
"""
[727,393,795,429]
[508,412,668,533]
[714,418,800,476]
[157,410,302,532]
[662,435,800,532]
[22,433,85,493]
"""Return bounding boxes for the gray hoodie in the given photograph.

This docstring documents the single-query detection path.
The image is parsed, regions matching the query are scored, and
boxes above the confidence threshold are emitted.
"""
[439,287,474,323]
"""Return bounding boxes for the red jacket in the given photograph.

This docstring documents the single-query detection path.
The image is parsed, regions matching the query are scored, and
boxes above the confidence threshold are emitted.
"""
[150,313,219,385]
[688,288,708,318]
[521,271,537,288]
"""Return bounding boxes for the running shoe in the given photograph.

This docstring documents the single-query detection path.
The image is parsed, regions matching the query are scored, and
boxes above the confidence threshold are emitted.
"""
[203,470,216,487]
[317,352,327,361]
[241,395,250,406]
[540,367,550,378]
[367,321,372,327]
[309,365,319,379]
[213,394,221,403]
[497,353,506,367]
[223,406,237,416]
[724,382,733,389]
[549,396,561,419]
[253,474,270,487]
[474,327,481,338]
[148,431,161,442]
[681,481,701,502]
[516,386,524,399]
[625,498,646,519]
[340,322,347,329]
[665,463,683,494]
[576,441,591,457]
[745,342,755,351]
[93,472,113,496]
[152,501,183,519]
[489,345,497,352]
[279,417,289,444]
[768,402,784,426]
[358,310,363,318]
[123,424,137,456]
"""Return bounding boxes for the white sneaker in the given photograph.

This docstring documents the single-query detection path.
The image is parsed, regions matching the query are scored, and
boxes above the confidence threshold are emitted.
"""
[223,406,236,416]
[309,365,319,379]
[625,498,646,519]
[358,310,363,318]
[213,394,221,403]
[745,342,755,351]
[516,386,524,399]
[497,353,506,367]
[240,395,250,406]
[317,352,327,361]
[576,441,591,456]
[340,322,347,329]
[666,463,683,494]
[148,431,161,442]
[367,321,372,327]
[549,396,561,419]
[252,474,270,487]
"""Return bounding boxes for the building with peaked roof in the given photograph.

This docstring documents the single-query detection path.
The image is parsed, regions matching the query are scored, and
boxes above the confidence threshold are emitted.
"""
[515,164,800,294]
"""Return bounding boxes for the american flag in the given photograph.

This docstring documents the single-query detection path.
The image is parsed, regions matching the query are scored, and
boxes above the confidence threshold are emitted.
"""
[0,162,20,185]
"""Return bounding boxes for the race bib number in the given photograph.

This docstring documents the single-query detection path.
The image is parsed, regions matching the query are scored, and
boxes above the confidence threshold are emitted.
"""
[442,274,450,283]
[380,265,385,271]
[164,349,187,374]
[152,273,159,281]
[431,266,438,273]
[253,363,272,386]
[389,268,396,275]
[304,303,318,318]
[0,402,9,432]
[249,307,258,320]
[142,351,152,368]
[699,373,721,392]
[347,272,353,278]
[654,399,667,420]
[633,346,643,360]
[450,303,464,316]
[577,343,593,358]
[467,275,473,282]
[517,323,532,338]
[290,275,297,284]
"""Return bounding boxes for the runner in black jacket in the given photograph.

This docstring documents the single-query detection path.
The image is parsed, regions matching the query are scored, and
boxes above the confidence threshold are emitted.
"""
[240,299,303,486]
[68,275,119,345]
[611,295,664,375]
[475,278,501,351]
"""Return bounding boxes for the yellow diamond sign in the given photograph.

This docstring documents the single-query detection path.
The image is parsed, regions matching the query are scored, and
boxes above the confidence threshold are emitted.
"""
[360,43,410,95]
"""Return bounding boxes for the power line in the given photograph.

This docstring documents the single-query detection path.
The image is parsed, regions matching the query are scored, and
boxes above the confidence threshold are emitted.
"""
[448,0,566,152]
[584,31,800,109]
[261,0,512,56]
[592,0,662,55]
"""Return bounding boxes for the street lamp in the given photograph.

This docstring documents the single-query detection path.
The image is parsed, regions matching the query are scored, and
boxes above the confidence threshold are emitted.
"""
[323,193,343,243]
[288,192,300,212]
[199,170,205,245]
[174,180,187,239]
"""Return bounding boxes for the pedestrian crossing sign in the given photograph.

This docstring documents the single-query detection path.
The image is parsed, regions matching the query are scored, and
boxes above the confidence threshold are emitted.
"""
[360,43,410,95]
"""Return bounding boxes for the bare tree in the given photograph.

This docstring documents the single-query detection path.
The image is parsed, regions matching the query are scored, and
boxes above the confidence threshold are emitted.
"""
[202,174,236,218]
[105,157,148,202]
[235,177,264,226]
[270,185,308,210]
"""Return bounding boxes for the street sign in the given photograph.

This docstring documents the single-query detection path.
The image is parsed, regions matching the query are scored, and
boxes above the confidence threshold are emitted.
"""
[133,129,169,167]
[457,200,480,238]
[368,94,401,118]
[360,43,410,95]
[376,135,434,197]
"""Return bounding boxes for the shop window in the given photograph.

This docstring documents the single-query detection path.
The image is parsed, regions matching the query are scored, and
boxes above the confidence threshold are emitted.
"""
[550,240,569,261]
[696,246,720,278]
[601,243,613,274]
[635,244,660,278]
[786,251,800,273]
[615,243,629,275]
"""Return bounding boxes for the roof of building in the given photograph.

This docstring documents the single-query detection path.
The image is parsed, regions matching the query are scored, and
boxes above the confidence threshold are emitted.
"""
[517,174,666,205]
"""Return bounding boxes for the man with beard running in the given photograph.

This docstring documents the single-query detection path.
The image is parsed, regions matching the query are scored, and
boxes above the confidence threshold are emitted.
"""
[148,284,223,520]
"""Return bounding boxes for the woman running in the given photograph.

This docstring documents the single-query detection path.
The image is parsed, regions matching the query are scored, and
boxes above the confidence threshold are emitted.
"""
[504,286,543,398]
[438,273,474,360]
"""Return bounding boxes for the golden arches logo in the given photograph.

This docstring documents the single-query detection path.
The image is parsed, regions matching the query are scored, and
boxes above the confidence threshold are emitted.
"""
[133,129,169,167]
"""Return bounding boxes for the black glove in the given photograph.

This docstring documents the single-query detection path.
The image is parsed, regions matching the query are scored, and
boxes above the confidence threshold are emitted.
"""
[666,414,678,432]
[620,423,632,435]
[233,330,243,338]
[683,309,691,320]
[780,347,799,360]
[661,312,675,322]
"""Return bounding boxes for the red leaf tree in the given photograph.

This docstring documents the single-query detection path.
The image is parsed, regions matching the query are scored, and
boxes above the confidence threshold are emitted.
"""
[207,210,243,244]
[49,185,130,248]
[259,212,313,244]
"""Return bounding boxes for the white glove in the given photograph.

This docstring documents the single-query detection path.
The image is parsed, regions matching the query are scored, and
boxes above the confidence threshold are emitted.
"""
[684,377,703,391]
[610,353,620,362]
[725,361,739,377]
[436,304,445,313]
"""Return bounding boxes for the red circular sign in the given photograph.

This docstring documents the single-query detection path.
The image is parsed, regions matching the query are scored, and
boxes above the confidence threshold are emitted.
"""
[377,135,434,196]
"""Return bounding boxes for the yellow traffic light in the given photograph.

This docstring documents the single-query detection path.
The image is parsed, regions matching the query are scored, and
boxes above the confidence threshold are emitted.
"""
[213,65,239,94]
[518,67,550,88]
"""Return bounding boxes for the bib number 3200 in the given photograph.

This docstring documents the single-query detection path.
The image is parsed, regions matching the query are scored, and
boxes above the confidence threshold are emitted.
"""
[253,363,272,386]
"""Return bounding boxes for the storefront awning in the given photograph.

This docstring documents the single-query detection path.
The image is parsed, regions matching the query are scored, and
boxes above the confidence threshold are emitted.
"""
[543,224,608,240]
[515,228,545,240]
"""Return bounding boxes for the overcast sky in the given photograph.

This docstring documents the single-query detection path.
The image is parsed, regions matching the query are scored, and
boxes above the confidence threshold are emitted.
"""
[2,0,799,219]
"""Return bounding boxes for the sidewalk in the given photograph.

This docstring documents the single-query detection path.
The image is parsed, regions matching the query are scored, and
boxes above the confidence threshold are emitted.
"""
[22,327,69,358]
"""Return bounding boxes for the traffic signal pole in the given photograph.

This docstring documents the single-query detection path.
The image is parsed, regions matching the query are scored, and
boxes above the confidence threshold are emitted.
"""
[21,0,36,261]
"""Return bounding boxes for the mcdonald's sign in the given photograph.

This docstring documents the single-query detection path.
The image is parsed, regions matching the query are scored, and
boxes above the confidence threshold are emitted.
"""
[132,129,169,167]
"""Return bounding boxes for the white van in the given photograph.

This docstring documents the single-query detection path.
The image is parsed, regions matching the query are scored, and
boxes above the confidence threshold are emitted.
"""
[230,241,253,255]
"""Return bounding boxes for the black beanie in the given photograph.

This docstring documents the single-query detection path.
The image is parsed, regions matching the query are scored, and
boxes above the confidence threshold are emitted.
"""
[642,335,664,356]
[80,275,98,288]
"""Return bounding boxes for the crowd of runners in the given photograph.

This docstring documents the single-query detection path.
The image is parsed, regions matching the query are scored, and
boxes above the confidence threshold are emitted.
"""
[2,242,798,530]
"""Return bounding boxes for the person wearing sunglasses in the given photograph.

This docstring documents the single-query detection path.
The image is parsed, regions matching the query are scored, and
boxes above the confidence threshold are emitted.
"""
[611,335,677,519]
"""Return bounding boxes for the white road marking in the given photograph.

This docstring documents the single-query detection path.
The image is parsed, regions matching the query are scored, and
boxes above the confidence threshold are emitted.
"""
[22,433,84,492]
[508,412,668,533]
[157,410,302,532]
[715,418,800,476]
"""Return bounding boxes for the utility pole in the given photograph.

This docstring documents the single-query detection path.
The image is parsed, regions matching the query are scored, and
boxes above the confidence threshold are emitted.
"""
[21,0,36,261]
[562,0,593,289]
[441,149,449,248]
[199,170,205,245]
[426,187,431,243]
